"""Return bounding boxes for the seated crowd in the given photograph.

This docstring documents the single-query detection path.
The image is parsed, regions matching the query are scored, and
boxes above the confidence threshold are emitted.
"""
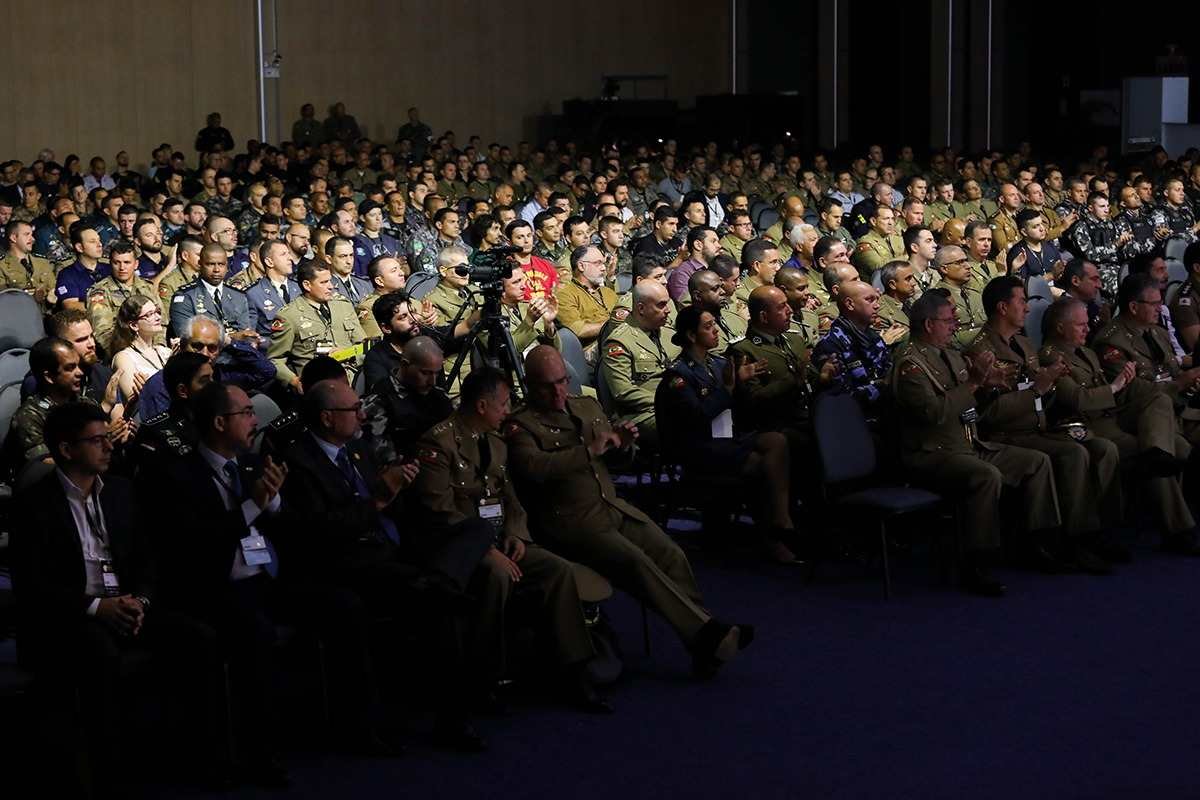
[4,109,1200,793]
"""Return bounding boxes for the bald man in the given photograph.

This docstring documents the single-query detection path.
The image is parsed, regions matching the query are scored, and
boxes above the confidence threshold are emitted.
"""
[989,183,1024,255]
[811,280,895,415]
[687,269,747,354]
[600,280,680,448]
[507,346,753,678]
[762,194,807,260]
[773,266,821,348]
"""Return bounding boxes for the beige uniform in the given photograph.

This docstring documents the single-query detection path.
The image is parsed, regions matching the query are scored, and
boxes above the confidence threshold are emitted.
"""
[87,275,163,355]
[968,325,1121,536]
[601,320,680,444]
[889,339,1061,549]
[0,251,56,313]
[267,295,364,385]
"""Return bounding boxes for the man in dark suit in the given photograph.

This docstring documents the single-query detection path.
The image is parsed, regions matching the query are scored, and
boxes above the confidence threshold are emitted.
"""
[277,378,491,751]
[11,402,211,791]
[137,382,292,787]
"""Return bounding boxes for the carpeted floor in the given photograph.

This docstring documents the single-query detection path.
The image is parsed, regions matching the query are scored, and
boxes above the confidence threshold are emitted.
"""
[111,528,1200,800]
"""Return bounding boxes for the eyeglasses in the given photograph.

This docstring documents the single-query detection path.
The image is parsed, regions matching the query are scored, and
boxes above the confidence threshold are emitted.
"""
[137,308,162,321]
[930,315,958,324]
[943,258,970,266]
[74,434,112,447]
[220,407,256,418]
[187,341,222,354]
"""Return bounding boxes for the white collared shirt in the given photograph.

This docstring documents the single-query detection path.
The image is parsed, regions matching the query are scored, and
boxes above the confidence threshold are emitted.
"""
[198,444,280,581]
[57,469,112,615]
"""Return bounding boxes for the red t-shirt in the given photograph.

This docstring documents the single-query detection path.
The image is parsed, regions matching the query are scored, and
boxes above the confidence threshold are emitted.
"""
[522,255,560,301]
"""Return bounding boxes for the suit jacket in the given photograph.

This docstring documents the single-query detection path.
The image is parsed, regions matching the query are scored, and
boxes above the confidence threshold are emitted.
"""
[277,433,400,574]
[138,450,267,611]
[11,471,153,667]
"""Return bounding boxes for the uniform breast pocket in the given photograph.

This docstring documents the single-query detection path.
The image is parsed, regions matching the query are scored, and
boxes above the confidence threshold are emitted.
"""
[632,356,659,381]
[343,318,358,334]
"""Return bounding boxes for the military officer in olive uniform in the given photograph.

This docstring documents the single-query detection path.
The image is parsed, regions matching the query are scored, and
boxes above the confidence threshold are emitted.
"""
[876,261,916,347]
[88,242,163,354]
[687,269,747,355]
[0,219,56,312]
[268,260,365,390]
[413,368,609,710]
[931,245,986,350]
[156,237,204,307]
[1040,296,1199,553]
[507,346,753,679]
[850,206,905,277]
[968,276,1120,569]
[1093,273,1200,444]
[889,289,1061,596]
[168,244,253,341]
[600,281,680,449]
[726,286,829,451]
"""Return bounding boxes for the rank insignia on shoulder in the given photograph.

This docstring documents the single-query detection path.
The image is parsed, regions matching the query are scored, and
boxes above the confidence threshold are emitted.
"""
[750,335,763,345]
[856,242,872,252]
[144,412,169,425]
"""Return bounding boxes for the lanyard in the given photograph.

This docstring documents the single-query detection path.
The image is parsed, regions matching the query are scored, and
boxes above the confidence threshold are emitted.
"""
[83,489,106,546]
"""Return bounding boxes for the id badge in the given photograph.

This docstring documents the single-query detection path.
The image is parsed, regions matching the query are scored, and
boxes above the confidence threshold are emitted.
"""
[100,561,121,596]
[316,342,333,356]
[241,534,273,567]
[479,498,504,528]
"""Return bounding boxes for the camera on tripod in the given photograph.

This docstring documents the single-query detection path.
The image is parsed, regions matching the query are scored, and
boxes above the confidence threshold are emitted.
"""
[454,245,520,288]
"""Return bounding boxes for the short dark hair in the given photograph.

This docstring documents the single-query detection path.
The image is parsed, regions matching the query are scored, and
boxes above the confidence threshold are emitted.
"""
[1117,273,1159,316]
[1185,240,1200,271]
[504,219,531,239]
[1129,251,1163,275]
[460,366,510,410]
[300,356,347,392]
[632,254,663,280]
[191,382,234,436]
[981,275,1024,319]
[902,224,930,254]
[533,210,557,231]
[563,215,588,237]
[908,288,953,337]
[108,240,136,260]
[813,235,841,264]
[324,235,353,256]
[880,260,909,293]
[1015,208,1042,230]
[740,237,777,271]
[163,351,210,404]
[686,225,715,253]
[433,206,458,225]
[44,402,110,465]
[30,337,73,390]
[709,253,738,280]
[296,259,329,286]
[372,289,411,329]
[652,205,675,225]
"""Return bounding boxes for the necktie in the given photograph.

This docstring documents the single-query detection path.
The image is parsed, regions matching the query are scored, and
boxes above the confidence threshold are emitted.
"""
[336,448,400,545]
[20,257,33,280]
[211,288,224,316]
[280,282,290,303]
[318,303,332,325]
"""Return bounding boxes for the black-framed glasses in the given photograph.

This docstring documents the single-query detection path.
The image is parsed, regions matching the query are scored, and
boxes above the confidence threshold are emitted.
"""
[74,434,111,447]
[220,407,256,418]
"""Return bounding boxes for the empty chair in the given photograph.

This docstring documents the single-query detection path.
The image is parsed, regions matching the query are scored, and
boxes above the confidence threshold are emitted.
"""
[616,272,633,294]
[1026,275,1052,301]
[756,208,780,234]
[0,291,44,353]
[812,392,942,598]
[0,382,22,452]
[250,392,282,453]
[1167,258,1188,285]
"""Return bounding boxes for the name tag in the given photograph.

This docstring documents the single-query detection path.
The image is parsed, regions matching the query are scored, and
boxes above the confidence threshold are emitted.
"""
[316,342,333,356]
[711,409,733,439]
[100,561,121,596]
[241,534,273,567]
[479,498,504,523]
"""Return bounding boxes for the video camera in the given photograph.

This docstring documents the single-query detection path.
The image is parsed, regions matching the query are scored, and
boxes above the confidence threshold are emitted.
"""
[454,245,520,287]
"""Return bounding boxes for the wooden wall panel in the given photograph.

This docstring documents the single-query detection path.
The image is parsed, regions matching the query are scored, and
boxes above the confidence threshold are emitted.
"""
[1,0,730,170]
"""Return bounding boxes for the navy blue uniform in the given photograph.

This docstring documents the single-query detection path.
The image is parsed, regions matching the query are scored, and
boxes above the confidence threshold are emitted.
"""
[137,254,166,279]
[352,232,401,277]
[331,272,372,305]
[245,276,300,338]
[54,259,110,304]
[169,280,252,338]
[654,353,754,473]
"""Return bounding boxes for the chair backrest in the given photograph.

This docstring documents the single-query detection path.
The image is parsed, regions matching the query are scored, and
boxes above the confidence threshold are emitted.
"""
[748,200,771,226]
[1026,275,1052,301]
[556,327,588,392]
[756,208,780,234]
[0,383,24,452]
[405,272,439,300]
[1024,296,1050,350]
[1167,258,1189,285]
[250,393,282,454]
[871,270,884,292]
[0,350,29,389]
[0,291,45,353]
[812,391,876,484]
[1165,280,1185,309]
[1165,237,1189,262]
[616,272,633,294]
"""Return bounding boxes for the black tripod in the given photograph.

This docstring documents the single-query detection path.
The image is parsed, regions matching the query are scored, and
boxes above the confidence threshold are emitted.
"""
[443,286,528,399]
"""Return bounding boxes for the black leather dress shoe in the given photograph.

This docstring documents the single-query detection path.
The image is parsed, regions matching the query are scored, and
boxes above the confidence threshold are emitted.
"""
[961,565,1006,597]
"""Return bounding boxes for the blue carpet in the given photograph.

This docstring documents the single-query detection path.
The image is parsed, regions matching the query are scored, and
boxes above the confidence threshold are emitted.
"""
[134,532,1200,800]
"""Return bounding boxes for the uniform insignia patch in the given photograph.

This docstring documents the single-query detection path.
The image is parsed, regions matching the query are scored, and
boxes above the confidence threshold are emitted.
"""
[418,447,441,464]
[613,308,630,321]
[1102,346,1124,364]
[856,242,872,252]
[607,343,626,358]
[271,318,285,332]
[670,376,686,389]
